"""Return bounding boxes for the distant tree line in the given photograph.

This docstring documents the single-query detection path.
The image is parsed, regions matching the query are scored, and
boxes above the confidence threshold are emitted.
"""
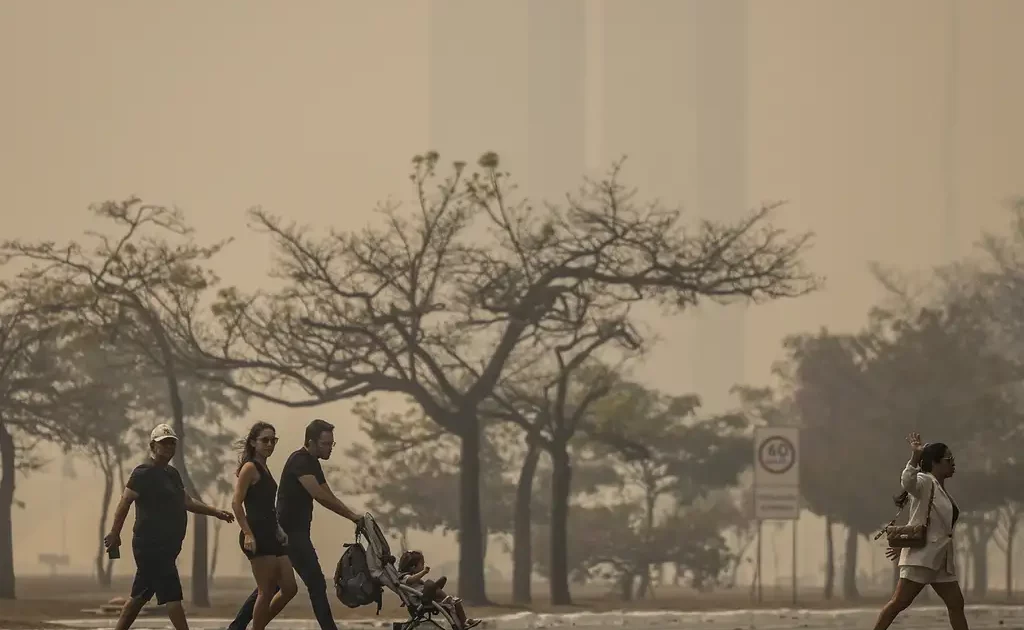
[741,200,1024,601]
[0,151,824,605]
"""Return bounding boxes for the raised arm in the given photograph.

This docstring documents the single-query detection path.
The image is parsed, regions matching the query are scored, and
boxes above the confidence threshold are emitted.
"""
[901,431,926,497]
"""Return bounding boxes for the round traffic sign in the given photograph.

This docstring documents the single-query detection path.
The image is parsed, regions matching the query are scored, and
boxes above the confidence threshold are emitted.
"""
[758,435,796,474]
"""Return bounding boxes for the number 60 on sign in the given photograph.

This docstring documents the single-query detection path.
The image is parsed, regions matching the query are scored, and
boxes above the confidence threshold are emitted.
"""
[753,427,799,488]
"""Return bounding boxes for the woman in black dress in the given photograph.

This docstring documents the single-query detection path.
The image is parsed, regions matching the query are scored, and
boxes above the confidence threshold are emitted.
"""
[232,422,298,630]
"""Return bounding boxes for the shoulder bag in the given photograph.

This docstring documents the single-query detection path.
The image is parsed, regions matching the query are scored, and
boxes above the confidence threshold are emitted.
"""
[874,481,935,549]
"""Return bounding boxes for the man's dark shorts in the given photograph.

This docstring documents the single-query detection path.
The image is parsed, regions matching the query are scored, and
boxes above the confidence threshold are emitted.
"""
[130,548,183,605]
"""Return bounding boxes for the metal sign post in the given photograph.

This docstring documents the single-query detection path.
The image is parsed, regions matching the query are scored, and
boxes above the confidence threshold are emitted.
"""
[753,427,800,605]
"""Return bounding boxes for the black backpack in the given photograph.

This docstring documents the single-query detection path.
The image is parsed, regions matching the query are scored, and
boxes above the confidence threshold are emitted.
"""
[334,540,383,614]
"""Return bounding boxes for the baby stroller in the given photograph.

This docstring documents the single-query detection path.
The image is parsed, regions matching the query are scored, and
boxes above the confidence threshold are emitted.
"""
[336,513,465,630]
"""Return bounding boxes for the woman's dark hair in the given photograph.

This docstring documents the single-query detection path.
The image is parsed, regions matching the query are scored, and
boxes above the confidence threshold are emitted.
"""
[304,418,335,448]
[236,421,276,474]
[894,442,949,509]
[398,550,424,574]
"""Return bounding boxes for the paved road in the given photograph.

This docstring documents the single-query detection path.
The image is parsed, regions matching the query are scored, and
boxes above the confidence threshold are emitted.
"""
[41,605,1024,630]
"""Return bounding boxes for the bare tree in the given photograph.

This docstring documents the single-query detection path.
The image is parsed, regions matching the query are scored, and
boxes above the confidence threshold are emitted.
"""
[182,153,817,602]
[1,200,239,606]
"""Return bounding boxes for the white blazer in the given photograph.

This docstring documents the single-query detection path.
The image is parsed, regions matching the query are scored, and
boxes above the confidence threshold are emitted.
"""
[897,459,960,573]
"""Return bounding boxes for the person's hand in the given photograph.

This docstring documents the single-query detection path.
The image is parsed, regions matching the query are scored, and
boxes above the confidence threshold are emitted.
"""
[103,532,120,550]
[906,432,924,453]
[277,527,289,546]
[885,547,900,562]
[243,533,256,553]
[218,510,235,523]
[423,566,430,575]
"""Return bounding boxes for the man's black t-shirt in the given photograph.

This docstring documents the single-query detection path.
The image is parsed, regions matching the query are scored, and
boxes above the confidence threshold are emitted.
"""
[127,461,187,552]
[277,448,326,533]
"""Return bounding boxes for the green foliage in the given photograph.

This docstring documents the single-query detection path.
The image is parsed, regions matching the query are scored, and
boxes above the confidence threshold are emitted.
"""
[530,495,738,591]
[338,401,517,538]
[526,382,752,592]
[764,300,1024,535]
[588,383,752,506]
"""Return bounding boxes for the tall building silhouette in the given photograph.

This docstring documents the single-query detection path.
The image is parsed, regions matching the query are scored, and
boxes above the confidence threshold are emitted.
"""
[692,0,749,411]
[428,1,748,410]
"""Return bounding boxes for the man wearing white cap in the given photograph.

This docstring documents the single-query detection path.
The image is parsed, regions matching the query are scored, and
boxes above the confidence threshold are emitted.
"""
[103,423,235,630]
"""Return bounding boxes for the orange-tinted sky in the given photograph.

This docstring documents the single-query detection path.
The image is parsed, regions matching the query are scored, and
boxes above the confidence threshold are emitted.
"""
[1,0,1022,585]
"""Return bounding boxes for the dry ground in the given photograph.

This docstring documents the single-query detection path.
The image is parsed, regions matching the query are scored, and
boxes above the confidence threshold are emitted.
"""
[0,575,1020,629]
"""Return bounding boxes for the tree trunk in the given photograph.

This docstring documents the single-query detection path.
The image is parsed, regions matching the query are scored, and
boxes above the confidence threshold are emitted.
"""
[512,438,540,605]
[824,514,834,600]
[971,535,989,597]
[457,416,488,604]
[1015,535,1024,597]
[146,310,209,606]
[0,421,16,599]
[549,443,572,605]
[842,527,859,599]
[164,366,209,605]
[209,497,224,587]
[187,515,209,605]
[105,450,124,588]
[955,536,966,590]
[631,480,657,601]
[636,571,651,600]
[618,571,634,601]
[95,459,115,588]
[1007,520,1017,600]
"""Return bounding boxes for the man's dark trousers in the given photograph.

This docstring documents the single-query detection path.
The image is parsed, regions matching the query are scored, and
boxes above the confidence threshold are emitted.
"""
[227,530,337,630]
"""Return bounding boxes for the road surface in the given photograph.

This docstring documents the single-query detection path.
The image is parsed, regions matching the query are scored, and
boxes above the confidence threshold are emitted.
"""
[43,605,1024,630]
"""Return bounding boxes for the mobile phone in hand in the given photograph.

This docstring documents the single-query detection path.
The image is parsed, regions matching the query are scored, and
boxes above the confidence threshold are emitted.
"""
[107,545,120,560]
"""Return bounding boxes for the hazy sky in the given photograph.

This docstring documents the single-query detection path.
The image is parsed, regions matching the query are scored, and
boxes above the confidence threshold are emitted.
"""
[2,0,1023,586]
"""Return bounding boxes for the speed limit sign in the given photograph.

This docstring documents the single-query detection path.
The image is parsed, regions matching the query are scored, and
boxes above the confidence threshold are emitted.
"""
[754,427,799,487]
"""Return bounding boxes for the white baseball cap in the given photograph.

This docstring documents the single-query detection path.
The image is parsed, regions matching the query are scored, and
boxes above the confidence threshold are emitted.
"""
[150,423,179,443]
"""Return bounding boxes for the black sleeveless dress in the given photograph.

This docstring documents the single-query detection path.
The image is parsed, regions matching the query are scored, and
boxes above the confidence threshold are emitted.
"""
[238,460,286,558]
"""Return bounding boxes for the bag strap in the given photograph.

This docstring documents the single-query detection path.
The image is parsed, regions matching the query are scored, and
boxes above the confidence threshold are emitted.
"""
[923,479,936,528]
[874,497,907,540]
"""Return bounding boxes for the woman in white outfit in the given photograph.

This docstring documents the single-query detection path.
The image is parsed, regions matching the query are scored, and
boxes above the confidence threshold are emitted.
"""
[872,432,967,630]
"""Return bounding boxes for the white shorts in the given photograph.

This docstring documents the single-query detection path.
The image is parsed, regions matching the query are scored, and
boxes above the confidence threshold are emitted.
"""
[899,565,958,584]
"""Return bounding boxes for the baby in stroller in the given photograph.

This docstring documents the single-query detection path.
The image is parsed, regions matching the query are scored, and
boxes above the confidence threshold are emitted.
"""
[339,513,481,630]
[398,551,480,630]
